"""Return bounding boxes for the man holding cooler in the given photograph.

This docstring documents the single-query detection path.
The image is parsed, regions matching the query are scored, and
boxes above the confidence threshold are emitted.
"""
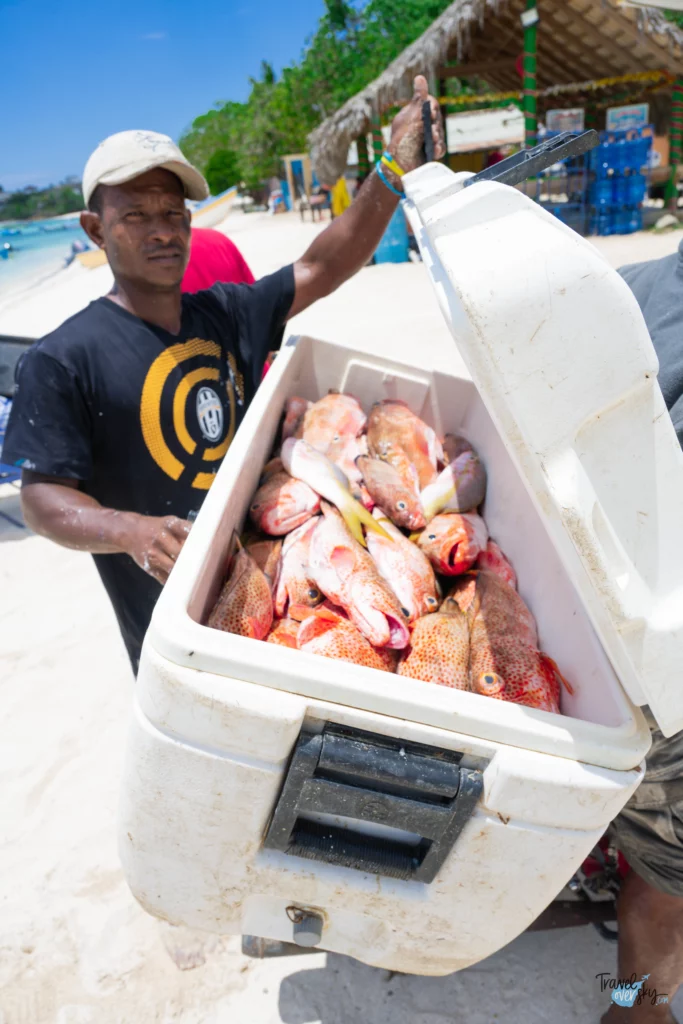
[2,78,444,675]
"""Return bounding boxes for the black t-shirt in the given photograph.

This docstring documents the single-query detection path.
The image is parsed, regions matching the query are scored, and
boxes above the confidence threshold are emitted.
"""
[3,266,295,671]
[619,238,683,446]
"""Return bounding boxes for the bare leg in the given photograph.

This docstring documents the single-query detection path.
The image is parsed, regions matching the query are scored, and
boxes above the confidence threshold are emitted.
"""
[602,870,683,1023]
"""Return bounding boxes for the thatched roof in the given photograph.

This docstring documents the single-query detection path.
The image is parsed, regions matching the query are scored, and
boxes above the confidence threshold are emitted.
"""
[309,0,683,183]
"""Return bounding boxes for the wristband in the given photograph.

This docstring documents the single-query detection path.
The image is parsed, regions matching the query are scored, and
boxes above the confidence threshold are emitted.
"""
[376,162,403,197]
[381,151,405,177]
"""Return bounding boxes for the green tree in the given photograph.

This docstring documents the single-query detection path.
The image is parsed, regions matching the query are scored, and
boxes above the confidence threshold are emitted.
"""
[179,0,455,185]
[204,149,241,194]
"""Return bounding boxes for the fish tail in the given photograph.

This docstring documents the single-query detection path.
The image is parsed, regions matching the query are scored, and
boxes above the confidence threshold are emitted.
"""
[542,653,575,695]
[338,495,392,546]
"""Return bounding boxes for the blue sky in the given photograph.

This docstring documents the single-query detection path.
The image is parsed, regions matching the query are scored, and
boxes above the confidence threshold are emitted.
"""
[0,0,325,191]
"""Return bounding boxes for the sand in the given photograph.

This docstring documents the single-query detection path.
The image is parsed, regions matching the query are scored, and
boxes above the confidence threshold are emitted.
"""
[1,209,683,1024]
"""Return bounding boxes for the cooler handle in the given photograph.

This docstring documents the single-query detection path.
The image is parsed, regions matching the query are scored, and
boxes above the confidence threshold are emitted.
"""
[263,725,484,884]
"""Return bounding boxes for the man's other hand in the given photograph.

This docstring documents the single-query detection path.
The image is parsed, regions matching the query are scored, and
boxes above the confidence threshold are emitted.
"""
[125,515,192,584]
[388,74,446,176]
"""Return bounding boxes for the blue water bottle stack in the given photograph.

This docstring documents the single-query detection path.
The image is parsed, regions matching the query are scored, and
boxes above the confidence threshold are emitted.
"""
[588,128,651,236]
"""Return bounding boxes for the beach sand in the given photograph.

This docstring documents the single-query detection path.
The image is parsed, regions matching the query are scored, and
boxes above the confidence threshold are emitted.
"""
[1,212,682,1024]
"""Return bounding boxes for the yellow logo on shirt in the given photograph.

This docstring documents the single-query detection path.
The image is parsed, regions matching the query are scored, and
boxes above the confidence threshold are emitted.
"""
[140,337,239,490]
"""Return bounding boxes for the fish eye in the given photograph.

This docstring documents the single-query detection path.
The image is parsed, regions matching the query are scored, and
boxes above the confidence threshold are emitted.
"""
[484,673,496,684]
[397,501,407,510]
[400,607,410,618]
[251,503,260,511]
[308,587,320,600]
[428,534,436,540]
[426,597,437,606]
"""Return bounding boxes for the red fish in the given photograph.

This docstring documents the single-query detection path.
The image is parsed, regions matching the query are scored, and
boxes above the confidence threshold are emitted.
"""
[476,540,517,589]
[420,436,487,519]
[245,538,282,590]
[208,538,273,639]
[367,399,442,489]
[274,517,323,617]
[398,610,470,689]
[281,396,312,442]
[249,469,320,536]
[308,503,410,649]
[452,571,569,713]
[301,392,367,451]
[356,456,426,530]
[366,508,439,622]
[443,570,536,646]
[417,512,488,576]
[281,438,388,546]
[297,606,398,672]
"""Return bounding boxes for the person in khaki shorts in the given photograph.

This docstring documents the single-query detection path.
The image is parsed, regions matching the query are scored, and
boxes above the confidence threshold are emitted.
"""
[602,241,683,1023]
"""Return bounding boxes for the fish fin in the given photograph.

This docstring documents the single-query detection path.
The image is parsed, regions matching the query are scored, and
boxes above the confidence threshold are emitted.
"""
[337,495,391,546]
[289,602,338,623]
[541,653,575,695]
[409,530,424,543]
[330,545,356,577]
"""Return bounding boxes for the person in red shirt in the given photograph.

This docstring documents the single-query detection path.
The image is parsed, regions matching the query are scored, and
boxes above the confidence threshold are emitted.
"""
[181,227,254,293]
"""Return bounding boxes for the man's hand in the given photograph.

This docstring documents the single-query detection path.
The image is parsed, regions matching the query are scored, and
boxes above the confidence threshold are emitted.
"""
[387,75,446,178]
[20,471,192,586]
[289,72,446,319]
[123,515,192,585]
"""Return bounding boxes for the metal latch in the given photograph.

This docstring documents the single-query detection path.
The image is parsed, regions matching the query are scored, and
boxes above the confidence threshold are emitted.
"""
[464,129,600,189]
[263,724,483,883]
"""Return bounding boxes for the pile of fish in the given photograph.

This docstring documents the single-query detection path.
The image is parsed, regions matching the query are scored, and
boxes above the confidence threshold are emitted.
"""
[207,393,571,715]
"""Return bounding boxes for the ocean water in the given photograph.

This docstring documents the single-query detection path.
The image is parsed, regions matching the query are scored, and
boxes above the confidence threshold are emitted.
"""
[0,215,91,298]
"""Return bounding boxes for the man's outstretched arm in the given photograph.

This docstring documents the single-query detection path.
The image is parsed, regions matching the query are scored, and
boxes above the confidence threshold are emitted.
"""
[289,75,446,319]
[20,471,190,585]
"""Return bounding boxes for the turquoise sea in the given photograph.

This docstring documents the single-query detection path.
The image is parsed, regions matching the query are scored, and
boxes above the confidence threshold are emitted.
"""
[0,215,91,297]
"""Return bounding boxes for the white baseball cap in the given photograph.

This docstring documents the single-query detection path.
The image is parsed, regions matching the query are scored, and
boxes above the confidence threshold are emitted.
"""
[82,129,209,207]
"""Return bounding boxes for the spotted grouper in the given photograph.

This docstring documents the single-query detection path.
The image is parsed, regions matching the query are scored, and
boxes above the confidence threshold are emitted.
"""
[308,503,410,649]
[297,605,398,672]
[208,537,273,639]
[397,610,470,689]
[356,455,425,530]
[447,571,571,713]
[367,399,442,490]
[245,538,282,590]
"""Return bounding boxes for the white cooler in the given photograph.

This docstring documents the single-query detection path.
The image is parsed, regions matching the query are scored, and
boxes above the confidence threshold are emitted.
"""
[118,165,683,975]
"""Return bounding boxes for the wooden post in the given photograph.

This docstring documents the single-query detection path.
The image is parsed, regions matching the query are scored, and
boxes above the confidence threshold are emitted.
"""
[371,113,384,165]
[665,77,683,211]
[356,132,370,181]
[522,0,538,148]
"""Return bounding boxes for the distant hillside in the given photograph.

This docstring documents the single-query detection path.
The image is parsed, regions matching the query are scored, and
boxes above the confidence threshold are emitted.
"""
[0,180,83,222]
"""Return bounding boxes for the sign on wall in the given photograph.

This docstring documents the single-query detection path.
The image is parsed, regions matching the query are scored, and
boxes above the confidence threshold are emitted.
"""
[606,103,649,132]
[546,108,585,133]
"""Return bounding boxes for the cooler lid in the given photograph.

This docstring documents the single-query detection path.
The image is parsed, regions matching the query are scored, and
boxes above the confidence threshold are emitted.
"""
[403,163,683,737]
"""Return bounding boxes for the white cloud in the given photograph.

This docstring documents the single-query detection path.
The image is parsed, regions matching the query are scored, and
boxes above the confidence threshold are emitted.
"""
[141,31,167,40]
